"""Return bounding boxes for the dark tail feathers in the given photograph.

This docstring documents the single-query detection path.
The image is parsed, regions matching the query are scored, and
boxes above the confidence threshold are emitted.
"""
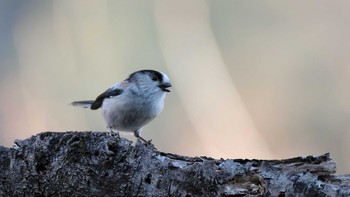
[71,100,95,109]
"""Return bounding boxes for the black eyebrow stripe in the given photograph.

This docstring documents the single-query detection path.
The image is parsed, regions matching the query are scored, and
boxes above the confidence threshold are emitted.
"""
[129,70,164,82]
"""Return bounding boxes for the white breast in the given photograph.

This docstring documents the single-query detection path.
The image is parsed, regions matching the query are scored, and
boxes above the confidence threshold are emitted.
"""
[101,91,166,132]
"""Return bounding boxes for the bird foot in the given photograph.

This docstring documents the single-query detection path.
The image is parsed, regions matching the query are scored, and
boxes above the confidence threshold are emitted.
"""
[137,136,152,144]
[107,128,120,138]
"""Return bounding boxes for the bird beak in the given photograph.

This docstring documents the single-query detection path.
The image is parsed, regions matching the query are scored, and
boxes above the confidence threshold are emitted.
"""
[159,82,172,92]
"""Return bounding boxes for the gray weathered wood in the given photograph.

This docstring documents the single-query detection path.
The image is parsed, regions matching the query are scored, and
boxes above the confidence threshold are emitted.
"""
[0,131,349,196]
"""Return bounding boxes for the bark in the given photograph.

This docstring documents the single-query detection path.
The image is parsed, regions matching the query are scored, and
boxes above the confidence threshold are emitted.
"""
[0,131,349,196]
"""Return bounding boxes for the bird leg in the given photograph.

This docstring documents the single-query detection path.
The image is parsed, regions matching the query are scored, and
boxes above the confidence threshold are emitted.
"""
[134,128,152,144]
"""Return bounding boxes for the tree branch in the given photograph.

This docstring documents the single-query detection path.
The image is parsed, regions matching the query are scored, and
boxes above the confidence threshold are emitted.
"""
[0,132,349,196]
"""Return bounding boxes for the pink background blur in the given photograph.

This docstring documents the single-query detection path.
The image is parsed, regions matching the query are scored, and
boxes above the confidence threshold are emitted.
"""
[0,1,349,174]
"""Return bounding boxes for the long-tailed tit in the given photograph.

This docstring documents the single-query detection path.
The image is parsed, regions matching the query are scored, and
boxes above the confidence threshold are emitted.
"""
[72,69,171,142]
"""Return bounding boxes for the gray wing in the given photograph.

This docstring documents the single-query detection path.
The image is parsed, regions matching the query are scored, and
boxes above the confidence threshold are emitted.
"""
[90,88,123,110]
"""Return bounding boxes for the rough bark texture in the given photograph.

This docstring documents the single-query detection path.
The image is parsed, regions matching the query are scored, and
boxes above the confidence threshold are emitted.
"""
[0,131,349,196]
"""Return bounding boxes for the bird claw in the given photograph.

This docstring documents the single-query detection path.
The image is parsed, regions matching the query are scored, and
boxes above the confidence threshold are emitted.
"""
[107,128,120,138]
[138,137,152,144]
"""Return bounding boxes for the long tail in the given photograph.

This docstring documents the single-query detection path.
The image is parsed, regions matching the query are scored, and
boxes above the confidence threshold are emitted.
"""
[71,100,95,108]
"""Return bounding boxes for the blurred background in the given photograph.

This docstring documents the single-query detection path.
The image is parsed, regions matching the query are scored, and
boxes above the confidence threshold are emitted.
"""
[1,0,350,174]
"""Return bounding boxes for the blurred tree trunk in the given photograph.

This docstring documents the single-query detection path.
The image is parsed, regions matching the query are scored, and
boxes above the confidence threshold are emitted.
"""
[0,132,349,196]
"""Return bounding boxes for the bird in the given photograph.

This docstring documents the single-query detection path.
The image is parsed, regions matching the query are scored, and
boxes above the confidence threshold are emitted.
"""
[71,69,172,142]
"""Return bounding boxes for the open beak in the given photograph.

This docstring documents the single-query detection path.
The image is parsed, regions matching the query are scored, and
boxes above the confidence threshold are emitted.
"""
[159,82,172,92]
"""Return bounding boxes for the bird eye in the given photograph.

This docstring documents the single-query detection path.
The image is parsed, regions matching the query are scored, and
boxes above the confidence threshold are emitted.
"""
[151,75,159,81]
